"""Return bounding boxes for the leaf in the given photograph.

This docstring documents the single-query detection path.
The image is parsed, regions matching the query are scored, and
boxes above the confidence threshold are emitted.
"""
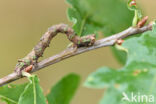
[46,73,80,104]
[66,0,99,36]
[99,87,123,104]
[84,23,156,103]
[66,0,133,36]
[66,0,134,64]
[18,75,46,104]
[0,84,27,104]
[111,47,127,64]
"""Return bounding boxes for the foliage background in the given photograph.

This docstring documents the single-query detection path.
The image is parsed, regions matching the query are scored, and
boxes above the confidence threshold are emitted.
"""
[0,0,155,104]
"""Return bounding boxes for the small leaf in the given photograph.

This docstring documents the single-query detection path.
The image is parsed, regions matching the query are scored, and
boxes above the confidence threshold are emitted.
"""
[47,73,80,104]
[0,84,27,104]
[18,75,46,104]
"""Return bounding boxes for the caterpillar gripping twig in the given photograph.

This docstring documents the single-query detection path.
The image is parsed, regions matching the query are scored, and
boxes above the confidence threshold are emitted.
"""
[15,24,95,75]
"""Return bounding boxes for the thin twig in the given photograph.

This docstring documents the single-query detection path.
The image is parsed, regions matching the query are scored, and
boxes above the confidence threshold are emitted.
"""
[0,23,153,87]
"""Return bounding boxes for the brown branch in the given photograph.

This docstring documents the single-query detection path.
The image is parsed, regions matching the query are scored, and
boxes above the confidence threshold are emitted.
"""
[0,23,153,87]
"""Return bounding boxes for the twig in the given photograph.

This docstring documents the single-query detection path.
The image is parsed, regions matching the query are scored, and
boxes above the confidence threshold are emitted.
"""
[0,23,153,87]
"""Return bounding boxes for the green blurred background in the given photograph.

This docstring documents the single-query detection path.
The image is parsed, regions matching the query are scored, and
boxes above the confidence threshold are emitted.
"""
[0,0,155,104]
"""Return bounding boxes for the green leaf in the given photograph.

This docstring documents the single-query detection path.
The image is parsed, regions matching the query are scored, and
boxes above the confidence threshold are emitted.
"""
[47,73,80,104]
[66,0,133,36]
[111,47,127,64]
[0,84,27,104]
[85,23,156,103]
[66,0,134,64]
[99,87,124,104]
[85,64,156,104]
[18,75,46,104]
[66,0,99,36]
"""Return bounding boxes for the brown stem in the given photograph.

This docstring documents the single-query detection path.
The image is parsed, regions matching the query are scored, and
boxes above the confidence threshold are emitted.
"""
[0,23,153,87]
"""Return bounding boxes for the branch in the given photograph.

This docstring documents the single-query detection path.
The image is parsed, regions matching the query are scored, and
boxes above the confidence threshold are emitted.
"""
[0,23,153,87]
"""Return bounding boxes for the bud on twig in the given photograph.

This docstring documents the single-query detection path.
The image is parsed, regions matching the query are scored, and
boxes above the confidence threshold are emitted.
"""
[137,16,148,28]
[117,39,124,45]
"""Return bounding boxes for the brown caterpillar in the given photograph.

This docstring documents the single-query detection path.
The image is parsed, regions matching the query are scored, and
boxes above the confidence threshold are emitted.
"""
[15,24,96,75]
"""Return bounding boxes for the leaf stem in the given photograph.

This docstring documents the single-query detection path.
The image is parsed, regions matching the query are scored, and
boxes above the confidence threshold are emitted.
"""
[79,14,89,36]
